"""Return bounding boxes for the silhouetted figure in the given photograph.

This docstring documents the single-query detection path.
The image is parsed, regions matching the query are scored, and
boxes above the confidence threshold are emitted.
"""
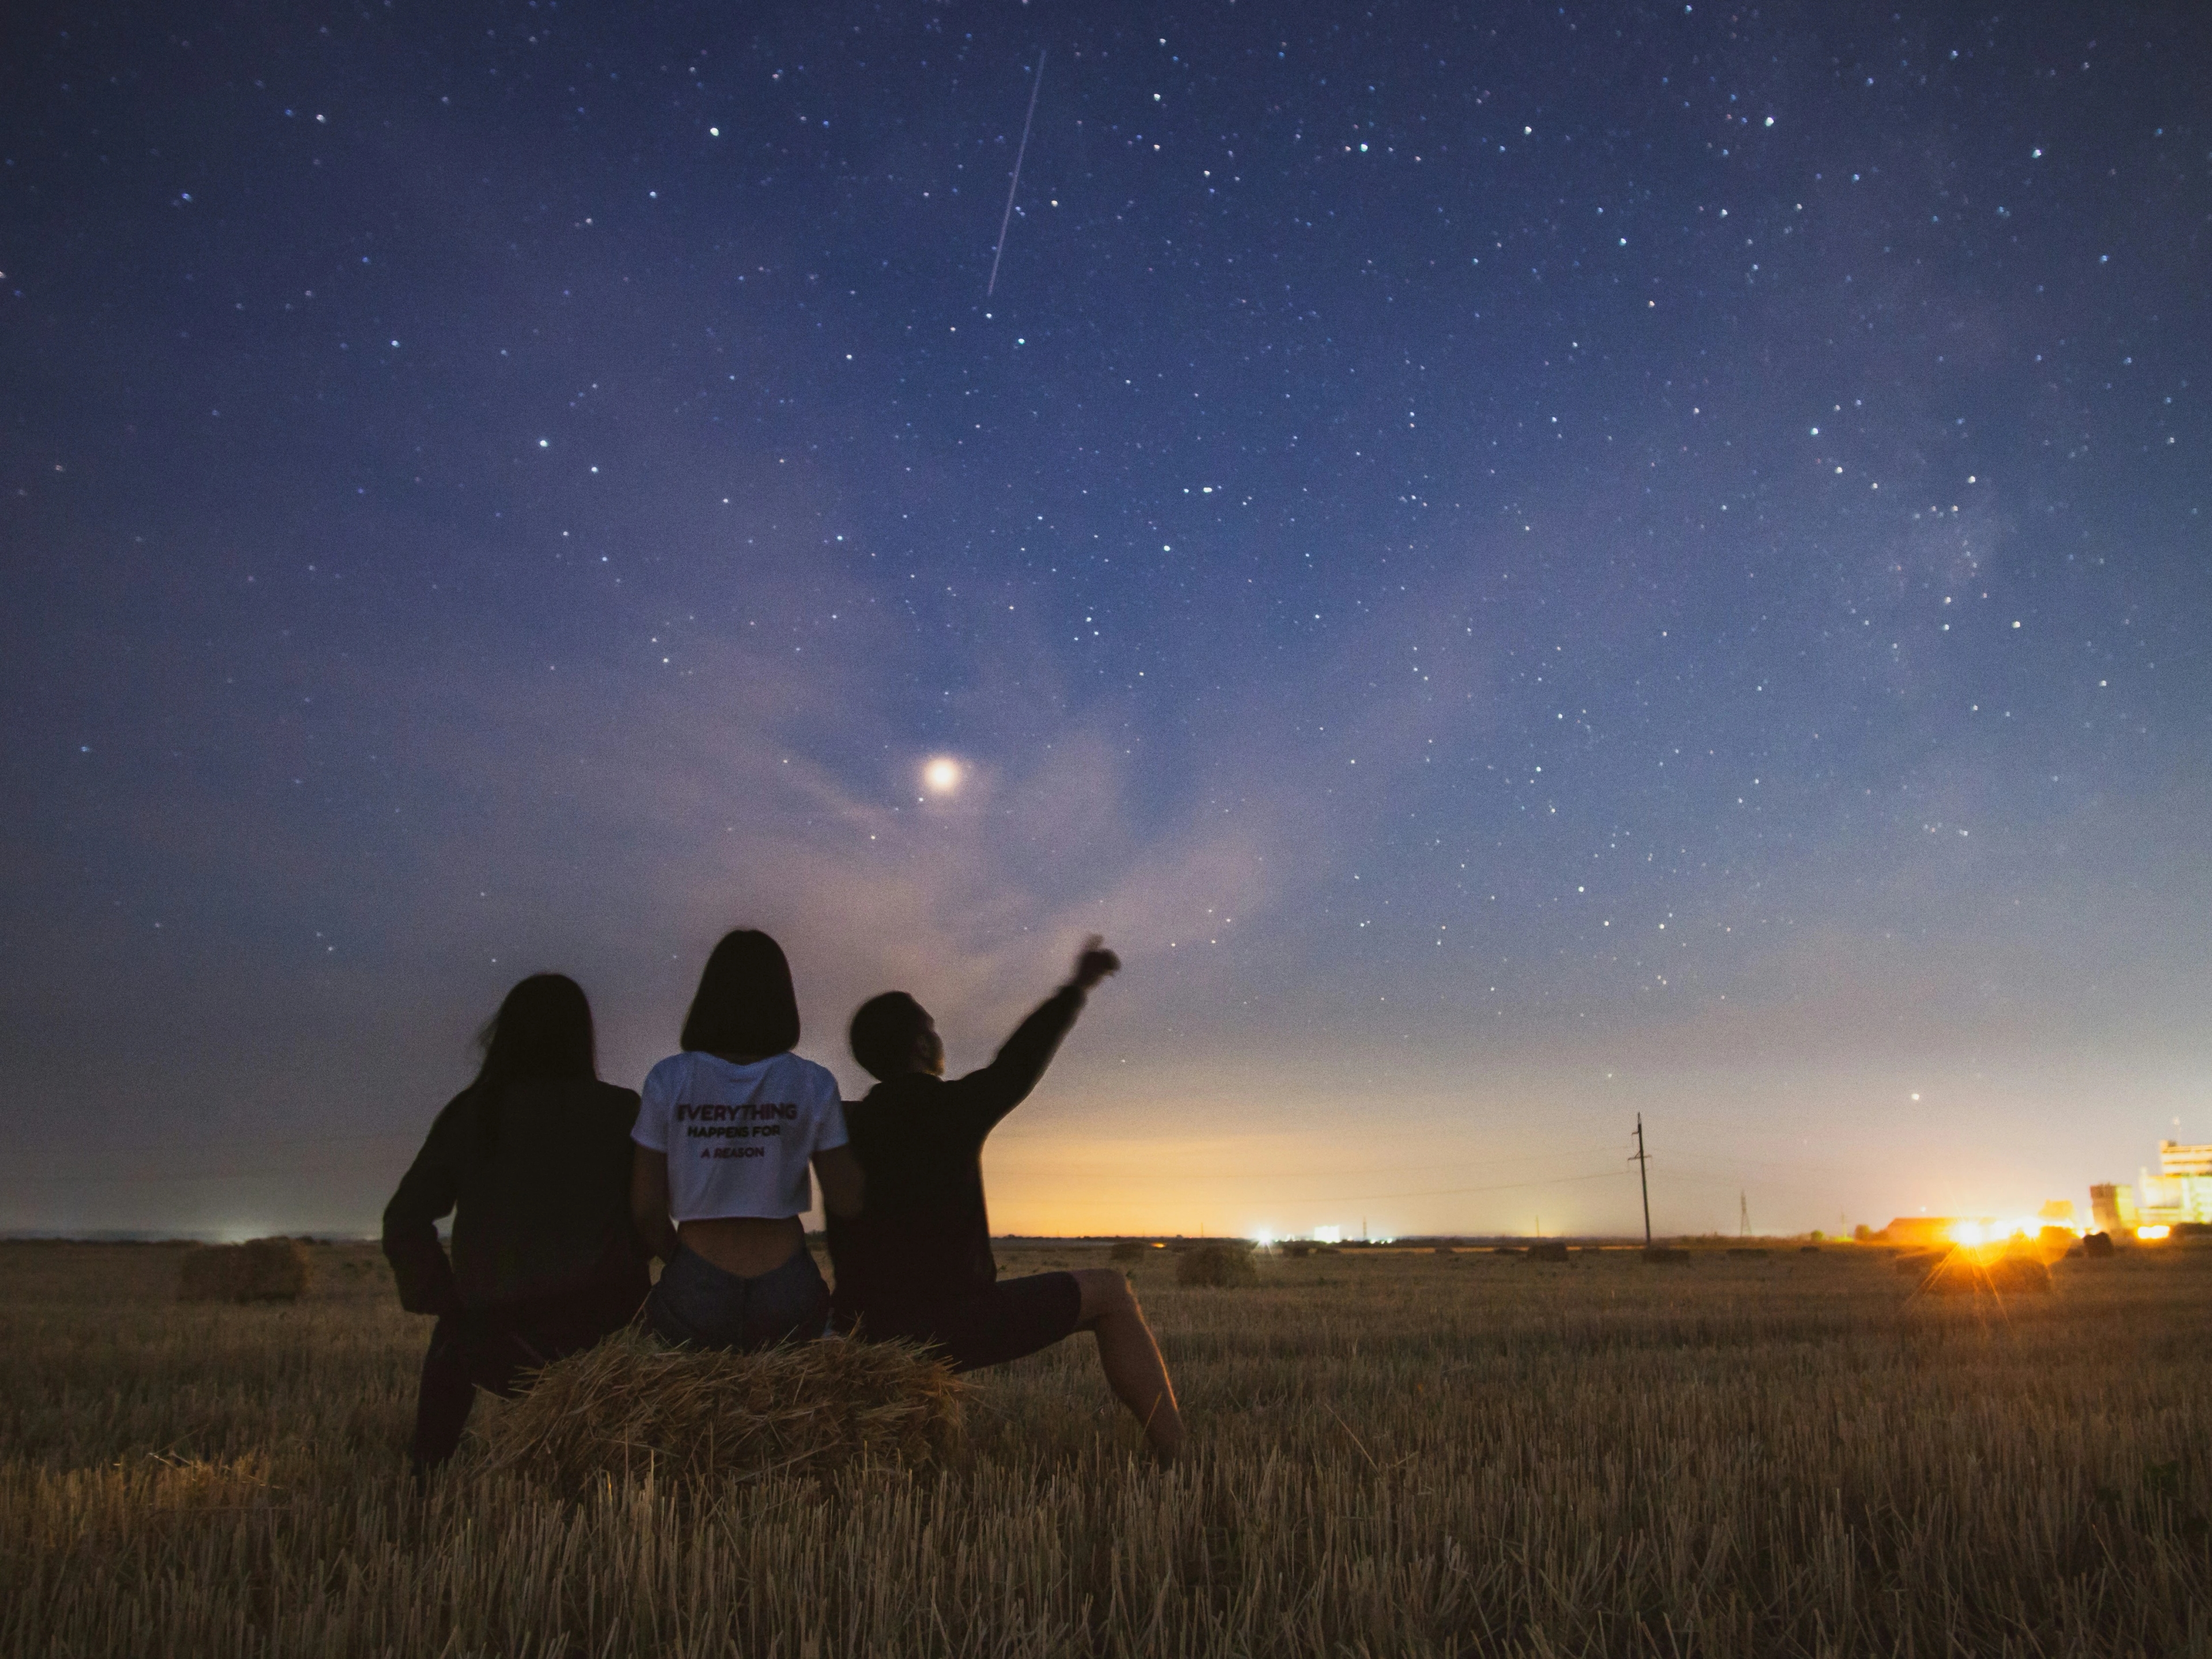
[830,937,1184,1463]
[628,929,863,1349]
[384,974,647,1470]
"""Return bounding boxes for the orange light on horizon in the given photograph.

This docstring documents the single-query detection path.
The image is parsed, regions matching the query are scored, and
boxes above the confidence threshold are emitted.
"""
[1950,1215,2082,1252]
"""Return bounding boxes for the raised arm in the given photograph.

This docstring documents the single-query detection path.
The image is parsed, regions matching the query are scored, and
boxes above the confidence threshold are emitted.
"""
[381,1092,474,1316]
[960,938,1120,1130]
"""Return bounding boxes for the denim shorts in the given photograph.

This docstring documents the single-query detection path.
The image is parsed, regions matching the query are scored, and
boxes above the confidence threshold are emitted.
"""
[647,1244,830,1352]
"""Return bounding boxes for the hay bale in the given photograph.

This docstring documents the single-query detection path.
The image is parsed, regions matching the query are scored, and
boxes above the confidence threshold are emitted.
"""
[1918,1251,2053,1296]
[480,1328,966,1490]
[176,1238,310,1304]
[1109,1239,1147,1263]
[1525,1241,1570,1263]
[1175,1241,1259,1287]
[2081,1231,2116,1259]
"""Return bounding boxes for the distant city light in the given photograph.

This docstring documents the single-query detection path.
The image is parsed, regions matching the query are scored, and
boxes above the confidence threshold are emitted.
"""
[1949,1215,2075,1249]
[2137,1224,2171,1242]
[1313,1225,1342,1244]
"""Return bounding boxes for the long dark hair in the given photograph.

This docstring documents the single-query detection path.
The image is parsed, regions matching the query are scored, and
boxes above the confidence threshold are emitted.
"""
[680,929,801,1059]
[465,974,599,1159]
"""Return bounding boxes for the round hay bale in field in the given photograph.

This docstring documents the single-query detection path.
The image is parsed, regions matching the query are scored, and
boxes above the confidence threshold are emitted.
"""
[480,1328,966,1490]
[2081,1230,2116,1259]
[176,1238,310,1304]
[1109,1239,1147,1263]
[1175,1241,1259,1287]
[1524,1241,1570,1263]
[1918,1251,2053,1296]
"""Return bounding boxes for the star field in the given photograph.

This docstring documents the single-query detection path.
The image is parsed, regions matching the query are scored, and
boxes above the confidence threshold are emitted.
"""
[2,1,2207,1237]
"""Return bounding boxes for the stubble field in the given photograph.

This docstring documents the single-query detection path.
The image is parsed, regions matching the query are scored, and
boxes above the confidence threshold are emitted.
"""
[2,1237,2207,1657]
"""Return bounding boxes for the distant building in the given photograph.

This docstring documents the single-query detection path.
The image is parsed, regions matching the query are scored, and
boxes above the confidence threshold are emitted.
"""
[2160,1140,2212,1179]
[2089,1184,2138,1234]
[2037,1199,2076,1225]
[2133,1141,2212,1228]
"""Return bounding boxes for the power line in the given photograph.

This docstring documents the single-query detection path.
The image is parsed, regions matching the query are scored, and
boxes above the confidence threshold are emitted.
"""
[1632,1113,1653,1247]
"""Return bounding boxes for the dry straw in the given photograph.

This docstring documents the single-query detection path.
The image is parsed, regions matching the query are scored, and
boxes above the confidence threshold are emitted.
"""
[1175,1240,1258,1287]
[175,1238,309,1304]
[1915,1249,2054,1296]
[9,1239,2212,1656]
[479,1327,967,1490]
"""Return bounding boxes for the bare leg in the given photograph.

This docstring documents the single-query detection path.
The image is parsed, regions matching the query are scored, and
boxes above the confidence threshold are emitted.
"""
[1071,1267,1185,1463]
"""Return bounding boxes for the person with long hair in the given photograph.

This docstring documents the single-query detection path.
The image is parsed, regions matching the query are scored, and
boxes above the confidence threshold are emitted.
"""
[383,972,647,1469]
[630,929,863,1349]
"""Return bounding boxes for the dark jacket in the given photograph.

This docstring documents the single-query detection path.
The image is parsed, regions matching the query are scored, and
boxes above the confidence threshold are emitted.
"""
[382,1077,648,1317]
[828,985,1084,1319]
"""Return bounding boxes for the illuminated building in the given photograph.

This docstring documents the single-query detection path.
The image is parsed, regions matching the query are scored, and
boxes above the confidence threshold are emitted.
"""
[2130,1141,2212,1228]
[2158,1140,2212,1178]
[2089,1183,2138,1234]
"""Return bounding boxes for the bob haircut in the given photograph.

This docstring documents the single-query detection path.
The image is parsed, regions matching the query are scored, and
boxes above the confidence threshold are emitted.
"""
[681,929,802,1059]
[849,990,928,1082]
[476,973,599,1090]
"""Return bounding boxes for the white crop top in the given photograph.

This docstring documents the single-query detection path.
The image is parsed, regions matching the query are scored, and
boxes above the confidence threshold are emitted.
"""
[631,1051,849,1222]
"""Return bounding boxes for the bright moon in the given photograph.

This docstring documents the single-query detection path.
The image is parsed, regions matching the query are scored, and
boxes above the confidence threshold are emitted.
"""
[922,756,963,795]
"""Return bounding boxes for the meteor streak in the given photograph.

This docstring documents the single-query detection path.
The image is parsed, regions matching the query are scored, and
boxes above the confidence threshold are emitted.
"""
[987,49,1046,298]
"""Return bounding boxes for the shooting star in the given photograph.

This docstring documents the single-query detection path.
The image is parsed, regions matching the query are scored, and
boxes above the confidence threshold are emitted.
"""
[986,49,1046,297]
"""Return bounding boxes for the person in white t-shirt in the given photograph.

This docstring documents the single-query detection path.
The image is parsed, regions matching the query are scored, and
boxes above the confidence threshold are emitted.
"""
[630,929,863,1349]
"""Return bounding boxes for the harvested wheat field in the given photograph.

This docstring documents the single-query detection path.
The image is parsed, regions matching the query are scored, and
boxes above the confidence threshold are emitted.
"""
[2,1237,2209,1657]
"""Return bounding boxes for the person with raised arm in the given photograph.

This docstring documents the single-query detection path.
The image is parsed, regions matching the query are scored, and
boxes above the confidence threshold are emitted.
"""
[629,929,863,1350]
[830,937,1184,1463]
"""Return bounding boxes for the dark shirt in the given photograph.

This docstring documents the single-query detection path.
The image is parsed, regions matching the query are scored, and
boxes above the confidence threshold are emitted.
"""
[382,1076,649,1317]
[828,985,1084,1319]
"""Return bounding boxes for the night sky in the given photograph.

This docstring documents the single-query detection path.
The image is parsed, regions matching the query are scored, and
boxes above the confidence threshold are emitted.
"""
[5,2,2207,1241]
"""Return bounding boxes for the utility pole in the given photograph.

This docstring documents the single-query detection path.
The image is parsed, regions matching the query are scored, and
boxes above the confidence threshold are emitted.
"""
[1634,1114,1654,1248]
[1740,1190,1751,1238]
